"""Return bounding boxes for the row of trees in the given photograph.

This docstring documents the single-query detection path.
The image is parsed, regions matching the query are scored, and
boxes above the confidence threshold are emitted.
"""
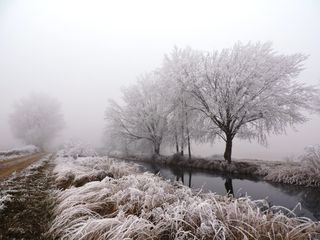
[105,42,319,163]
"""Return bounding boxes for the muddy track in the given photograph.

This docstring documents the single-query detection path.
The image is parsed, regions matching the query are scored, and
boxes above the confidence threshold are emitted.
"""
[0,153,48,179]
[0,154,56,239]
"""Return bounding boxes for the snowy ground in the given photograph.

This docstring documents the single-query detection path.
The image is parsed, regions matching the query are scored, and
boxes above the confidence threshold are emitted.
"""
[49,153,320,240]
[0,145,39,162]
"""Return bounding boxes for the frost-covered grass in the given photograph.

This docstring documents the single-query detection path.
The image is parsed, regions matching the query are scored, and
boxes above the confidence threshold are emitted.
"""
[58,140,98,158]
[49,155,320,239]
[265,145,320,187]
[53,156,140,189]
[0,145,39,161]
[0,194,12,211]
[264,166,320,187]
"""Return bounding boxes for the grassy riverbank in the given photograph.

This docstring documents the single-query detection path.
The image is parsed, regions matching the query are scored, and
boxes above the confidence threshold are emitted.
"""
[110,153,320,188]
[49,153,320,240]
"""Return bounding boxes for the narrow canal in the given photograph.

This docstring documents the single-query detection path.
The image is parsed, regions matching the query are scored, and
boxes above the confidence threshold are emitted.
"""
[138,161,320,221]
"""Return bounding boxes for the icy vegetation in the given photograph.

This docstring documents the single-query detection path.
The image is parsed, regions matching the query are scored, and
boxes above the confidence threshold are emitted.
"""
[53,142,140,189]
[0,145,39,162]
[0,194,12,211]
[49,154,320,239]
[58,140,98,158]
[105,42,319,163]
[265,145,320,187]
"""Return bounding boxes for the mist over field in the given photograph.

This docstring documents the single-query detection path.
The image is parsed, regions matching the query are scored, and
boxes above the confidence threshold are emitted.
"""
[0,0,320,160]
[2,1,320,239]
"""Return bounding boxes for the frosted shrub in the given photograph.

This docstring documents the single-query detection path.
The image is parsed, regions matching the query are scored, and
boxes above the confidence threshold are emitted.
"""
[302,145,320,171]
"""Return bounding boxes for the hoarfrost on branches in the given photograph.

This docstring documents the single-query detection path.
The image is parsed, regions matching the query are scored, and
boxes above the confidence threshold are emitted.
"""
[105,73,171,155]
[104,42,319,162]
[164,42,318,163]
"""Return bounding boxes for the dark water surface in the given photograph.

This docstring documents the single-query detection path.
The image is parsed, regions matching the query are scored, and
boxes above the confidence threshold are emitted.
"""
[135,161,320,221]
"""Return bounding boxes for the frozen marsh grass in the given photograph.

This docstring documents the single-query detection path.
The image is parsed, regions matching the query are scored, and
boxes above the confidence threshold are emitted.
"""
[49,155,320,239]
[54,155,140,189]
[0,145,39,161]
[265,145,320,187]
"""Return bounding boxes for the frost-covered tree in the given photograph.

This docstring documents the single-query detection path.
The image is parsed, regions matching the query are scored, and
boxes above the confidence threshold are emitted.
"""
[161,49,204,159]
[165,42,318,163]
[9,94,64,150]
[105,73,171,155]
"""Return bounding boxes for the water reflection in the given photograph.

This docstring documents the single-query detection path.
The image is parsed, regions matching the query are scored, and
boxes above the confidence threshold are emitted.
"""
[136,161,320,220]
[166,165,234,195]
[224,177,234,196]
[171,167,184,184]
[268,181,320,220]
[148,162,160,174]
[188,169,192,188]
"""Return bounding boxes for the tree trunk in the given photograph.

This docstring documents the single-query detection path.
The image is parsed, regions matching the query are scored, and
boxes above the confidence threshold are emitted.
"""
[180,147,184,156]
[180,126,184,156]
[154,142,160,155]
[224,134,232,164]
[185,111,191,160]
[180,131,184,156]
[187,130,191,160]
[175,133,179,153]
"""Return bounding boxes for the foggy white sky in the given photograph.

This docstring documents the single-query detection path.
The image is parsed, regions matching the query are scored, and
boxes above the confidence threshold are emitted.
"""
[0,0,319,160]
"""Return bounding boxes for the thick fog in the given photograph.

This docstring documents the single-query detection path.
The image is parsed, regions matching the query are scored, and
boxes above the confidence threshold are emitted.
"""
[0,0,319,160]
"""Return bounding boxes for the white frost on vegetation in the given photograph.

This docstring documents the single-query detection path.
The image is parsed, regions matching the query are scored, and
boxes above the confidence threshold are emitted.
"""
[265,145,320,187]
[53,156,140,189]
[0,145,39,161]
[49,156,319,239]
[302,145,320,170]
[0,194,12,211]
[58,140,98,158]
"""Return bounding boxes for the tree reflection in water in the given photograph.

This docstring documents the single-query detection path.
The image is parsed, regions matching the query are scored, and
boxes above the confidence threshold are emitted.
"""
[171,167,184,184]
[149,162,160,174]
[139,160,320,221]
[224,177,234,196]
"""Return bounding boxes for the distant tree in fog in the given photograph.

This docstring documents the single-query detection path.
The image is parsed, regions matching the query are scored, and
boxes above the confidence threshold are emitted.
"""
[164,42,318,163]
[9,94,64,150]
[105,73,171,155]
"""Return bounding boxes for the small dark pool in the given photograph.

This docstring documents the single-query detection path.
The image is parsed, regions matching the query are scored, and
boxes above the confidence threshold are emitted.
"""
[135,161,320,221]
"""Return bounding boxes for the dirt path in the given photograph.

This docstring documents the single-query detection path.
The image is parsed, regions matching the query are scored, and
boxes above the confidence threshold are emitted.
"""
[0,153,47,179]
[0,154,56,239]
